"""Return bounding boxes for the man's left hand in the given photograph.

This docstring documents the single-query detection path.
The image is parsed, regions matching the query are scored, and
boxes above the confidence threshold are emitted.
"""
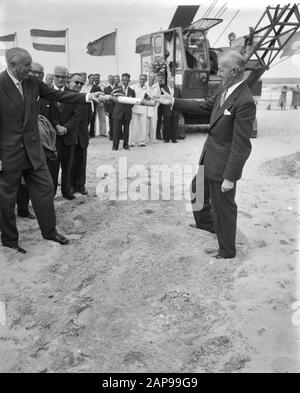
[221,179,234,193]
[89,91,105,102]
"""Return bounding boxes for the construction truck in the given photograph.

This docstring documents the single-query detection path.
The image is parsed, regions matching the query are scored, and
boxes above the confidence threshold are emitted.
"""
[135,3,300,137]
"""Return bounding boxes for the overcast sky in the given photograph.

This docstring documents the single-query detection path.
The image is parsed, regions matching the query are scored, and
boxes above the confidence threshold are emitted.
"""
[0,0,299,79]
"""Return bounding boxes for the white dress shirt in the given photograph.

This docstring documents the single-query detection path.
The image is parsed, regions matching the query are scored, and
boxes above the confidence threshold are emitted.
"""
[8,69,94,103]
[7,70,24,98]
[224,80,244,101]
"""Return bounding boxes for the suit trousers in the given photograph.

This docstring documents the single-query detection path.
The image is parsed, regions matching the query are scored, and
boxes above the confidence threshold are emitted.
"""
[16,184,30,215]
[48,135,75,196]
[191,174,237,258]
[89,109,96,137]
[113,118,130,149]
[147,107,158,143]
[156,105,163,139]
[108,114,113,140]
[129,113,147,145]
[163,115,179,142]
[0,163,56,246]
[71,145,87,190]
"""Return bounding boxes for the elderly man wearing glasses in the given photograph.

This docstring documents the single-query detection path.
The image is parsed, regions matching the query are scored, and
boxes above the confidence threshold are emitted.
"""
[47,66,82,200]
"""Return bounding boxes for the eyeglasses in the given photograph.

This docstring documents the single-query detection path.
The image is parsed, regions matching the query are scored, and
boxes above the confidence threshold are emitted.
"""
[74,81,84,86]
[54,75,67,79]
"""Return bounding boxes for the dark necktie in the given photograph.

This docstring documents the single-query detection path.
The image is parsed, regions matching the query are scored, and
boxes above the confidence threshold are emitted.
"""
[57,88,63,109]
[220,88,228,107]
[16,81,24,99]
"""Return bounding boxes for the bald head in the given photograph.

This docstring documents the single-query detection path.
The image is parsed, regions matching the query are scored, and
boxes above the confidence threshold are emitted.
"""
[53,66,68,88]
[5,47,31,67]
[29,62,44,81]
[220,50,245,72]
[5,47,32,81]
[54,66,68,76]
[218,50,245,87]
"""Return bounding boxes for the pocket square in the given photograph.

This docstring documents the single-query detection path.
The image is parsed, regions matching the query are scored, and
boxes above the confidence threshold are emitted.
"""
[36,95,40,102]
[224,109,231,116]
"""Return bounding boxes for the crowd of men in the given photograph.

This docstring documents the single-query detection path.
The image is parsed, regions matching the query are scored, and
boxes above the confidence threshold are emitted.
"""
[1,46,256,261]
[43,69,185,146]
[15,62,185,220]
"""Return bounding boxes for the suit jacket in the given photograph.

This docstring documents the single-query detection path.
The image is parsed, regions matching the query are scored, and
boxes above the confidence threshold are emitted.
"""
[0,71,87,171]
[163,86,181,117]
[112,86,136,121]
[173,81,256,182]
[104,85,114,114]
[90,84,101,93]
[78,103,93,148]
[39,98,51,118]
[48,87,82,146]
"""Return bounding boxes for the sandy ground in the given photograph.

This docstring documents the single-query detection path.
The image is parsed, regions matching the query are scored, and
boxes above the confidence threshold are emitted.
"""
[1,100,300,373]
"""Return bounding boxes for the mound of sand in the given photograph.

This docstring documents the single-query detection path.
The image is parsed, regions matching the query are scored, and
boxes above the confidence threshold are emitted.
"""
[259,151,300,179]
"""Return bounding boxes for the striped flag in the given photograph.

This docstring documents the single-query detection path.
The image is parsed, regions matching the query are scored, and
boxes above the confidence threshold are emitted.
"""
[30,29,67,52]
[0,33,16,56]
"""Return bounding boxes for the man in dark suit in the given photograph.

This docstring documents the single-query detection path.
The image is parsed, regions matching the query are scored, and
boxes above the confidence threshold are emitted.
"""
[104,75,115,141]
[159,51,256,259]
[17,61,46,220]
[69,73,92,195]
[0,47,101,253]
[162,77,181,143]
[112,73,136,151]
[47,66,82,200]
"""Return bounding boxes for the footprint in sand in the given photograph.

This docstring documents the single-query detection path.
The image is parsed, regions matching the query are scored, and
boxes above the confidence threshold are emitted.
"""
[123,351,147,368]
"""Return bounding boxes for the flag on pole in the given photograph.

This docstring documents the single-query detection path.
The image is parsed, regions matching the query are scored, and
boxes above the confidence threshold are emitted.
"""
[30,29,67,52]
[87,31,116,56]
[0,33,16,56]
[281,31,300,58]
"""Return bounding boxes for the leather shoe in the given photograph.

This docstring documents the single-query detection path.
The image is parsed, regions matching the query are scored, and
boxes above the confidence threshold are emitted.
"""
[77,187,88,195]
[204,244,218,254]
[189,223,215,234]
[215,253,235,260]
[18,211,35,220]
[3,244,27,254]
[123,145,130,150]
[62,193,76,200]
[44,233,69,245]
[112,146,118,151]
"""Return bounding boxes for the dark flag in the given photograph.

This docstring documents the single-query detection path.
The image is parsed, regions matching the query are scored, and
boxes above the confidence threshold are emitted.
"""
[87,31,116,56]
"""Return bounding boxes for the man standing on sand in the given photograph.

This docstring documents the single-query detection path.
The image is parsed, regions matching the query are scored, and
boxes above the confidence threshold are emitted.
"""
[0,47,102,254]
[112,73,135,151]
[158,50,256,259]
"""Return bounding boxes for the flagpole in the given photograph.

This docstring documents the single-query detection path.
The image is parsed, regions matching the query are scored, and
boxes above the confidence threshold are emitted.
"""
[115,28,119,75]
[66,28,71,72]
